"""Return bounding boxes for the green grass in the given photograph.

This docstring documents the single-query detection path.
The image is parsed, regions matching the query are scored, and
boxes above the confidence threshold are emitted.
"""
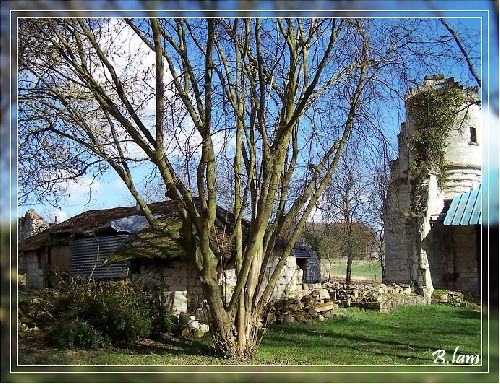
[258,305,481,365]
[19,305,482,365]
[327,259,382,281]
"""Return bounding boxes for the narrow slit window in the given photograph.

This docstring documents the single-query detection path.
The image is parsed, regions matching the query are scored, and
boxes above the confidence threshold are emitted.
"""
[470,127,477,144]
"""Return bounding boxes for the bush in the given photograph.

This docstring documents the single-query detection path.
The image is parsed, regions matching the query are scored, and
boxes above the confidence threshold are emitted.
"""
[76,281,153,343]
[152,306,178,335]
[47,277,174,348]
[52,320,109,349]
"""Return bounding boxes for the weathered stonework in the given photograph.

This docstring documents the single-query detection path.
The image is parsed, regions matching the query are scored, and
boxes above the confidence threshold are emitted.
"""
[19,209,49,241]
[18,251,45,289]
[384,75,481,294]
[266,281,429,324]
[138,255,304,317]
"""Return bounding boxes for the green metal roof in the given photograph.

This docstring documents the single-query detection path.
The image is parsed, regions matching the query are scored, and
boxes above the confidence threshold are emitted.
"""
[443,185,481,226]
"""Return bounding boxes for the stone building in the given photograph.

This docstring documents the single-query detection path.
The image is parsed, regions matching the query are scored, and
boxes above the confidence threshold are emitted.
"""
[18,209,49,241]
[384,75,481,296]
[18,201,319,314]
[18,210,50,287]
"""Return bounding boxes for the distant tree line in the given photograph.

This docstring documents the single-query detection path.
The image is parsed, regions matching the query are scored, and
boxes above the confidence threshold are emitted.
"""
[303,222,379,262]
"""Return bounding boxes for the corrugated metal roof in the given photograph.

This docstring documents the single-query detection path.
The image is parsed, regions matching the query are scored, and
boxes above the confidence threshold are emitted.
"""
[70,235,129,278]
[292,247,312,258]
[443,185,481,226]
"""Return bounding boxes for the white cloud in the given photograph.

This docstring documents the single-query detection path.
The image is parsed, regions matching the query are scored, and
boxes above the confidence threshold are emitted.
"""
[54,175,102,206]
[49,208,68,223]
[111,176,127,189]
[89,20,231,166]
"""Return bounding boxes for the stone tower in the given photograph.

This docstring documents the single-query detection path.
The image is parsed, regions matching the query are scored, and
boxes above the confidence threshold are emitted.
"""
[18,209,49,241]
[383,75,481,296]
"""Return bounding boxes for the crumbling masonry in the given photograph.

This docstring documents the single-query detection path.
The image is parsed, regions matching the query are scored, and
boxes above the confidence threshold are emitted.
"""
[383,75,481,297]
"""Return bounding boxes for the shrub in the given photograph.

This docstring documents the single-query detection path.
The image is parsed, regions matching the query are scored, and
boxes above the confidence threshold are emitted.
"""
[152,306,178,335]
[52,319,109,349]
[47,277,174,348]
[74,281,153,343]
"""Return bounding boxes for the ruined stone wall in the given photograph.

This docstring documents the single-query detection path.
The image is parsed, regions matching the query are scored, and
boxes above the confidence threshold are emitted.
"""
[138,255,303,316]
[384,76,481,291]
[138,260,203,316]
[441,101,482,198]
[303,254,321,283]
[267,255,303,301]
[427,225,479,292]
[384,178,412,283]
[19,245,71,289]
[18,209,49,241]
[222,255,303,303]
[19,250,45,289]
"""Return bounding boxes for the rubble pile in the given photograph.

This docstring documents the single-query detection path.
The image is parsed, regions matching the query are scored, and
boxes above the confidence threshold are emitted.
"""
[178,312,210,338]
[432,290,476,307]
[265,281,429,323]
[18,294,55,333]
[265,288,340,325]
[323,281,428,312]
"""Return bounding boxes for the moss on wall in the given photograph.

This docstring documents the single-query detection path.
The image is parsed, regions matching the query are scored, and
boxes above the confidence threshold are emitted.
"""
[106,220,185,264]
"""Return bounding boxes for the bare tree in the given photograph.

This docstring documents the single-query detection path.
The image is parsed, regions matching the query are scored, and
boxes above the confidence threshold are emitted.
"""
[439,18,481,87]
[318,150,379,284]
[18,17,479,359]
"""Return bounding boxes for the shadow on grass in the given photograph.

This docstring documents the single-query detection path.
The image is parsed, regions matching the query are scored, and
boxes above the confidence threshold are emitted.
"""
[122,335,212,357]
[442,306,481,320]
[18,333,215,365]
[260,307,481,364]
[262,326,433,361]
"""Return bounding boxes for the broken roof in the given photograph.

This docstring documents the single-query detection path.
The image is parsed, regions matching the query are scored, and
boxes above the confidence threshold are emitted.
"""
[18,201,238,253]
[19,201,313,263]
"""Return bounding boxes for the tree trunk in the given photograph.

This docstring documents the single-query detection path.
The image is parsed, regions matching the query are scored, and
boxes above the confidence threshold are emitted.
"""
[209,307,261,359]
[346,257,352,285]
[201,244,265,360]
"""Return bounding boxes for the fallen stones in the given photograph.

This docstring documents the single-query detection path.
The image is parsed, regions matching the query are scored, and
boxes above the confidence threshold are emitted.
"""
[433,293,448,303]
[182,281,435,335]
[318,288,331,300]
[322,309,337,319]
[431,290,468,306]
[178,311,210,338]
[319,281,429,312]
[265,294,340,326]
[314,301,337,312]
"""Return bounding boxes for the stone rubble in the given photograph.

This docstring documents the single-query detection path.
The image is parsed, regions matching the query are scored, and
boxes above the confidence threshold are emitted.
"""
[264,281,428,324]
[322,281,428,312]
[264,293,341,325]
[178,311,210,338]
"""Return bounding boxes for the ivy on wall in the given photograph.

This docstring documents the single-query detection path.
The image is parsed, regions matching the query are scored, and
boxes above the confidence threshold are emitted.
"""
[408,85,472,187]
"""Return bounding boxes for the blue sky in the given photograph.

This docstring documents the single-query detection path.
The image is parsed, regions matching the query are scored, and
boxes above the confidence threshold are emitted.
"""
[3,1,498,224]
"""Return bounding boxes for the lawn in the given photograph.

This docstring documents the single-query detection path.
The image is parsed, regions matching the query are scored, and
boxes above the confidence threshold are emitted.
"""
[326,259,382,281]
[19,305,482,366]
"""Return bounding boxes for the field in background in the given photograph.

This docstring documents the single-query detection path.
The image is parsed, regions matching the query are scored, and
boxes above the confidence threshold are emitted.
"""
[322,259,382,281]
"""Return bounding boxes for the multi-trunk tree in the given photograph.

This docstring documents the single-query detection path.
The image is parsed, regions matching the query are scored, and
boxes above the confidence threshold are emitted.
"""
[18,18,479,359]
